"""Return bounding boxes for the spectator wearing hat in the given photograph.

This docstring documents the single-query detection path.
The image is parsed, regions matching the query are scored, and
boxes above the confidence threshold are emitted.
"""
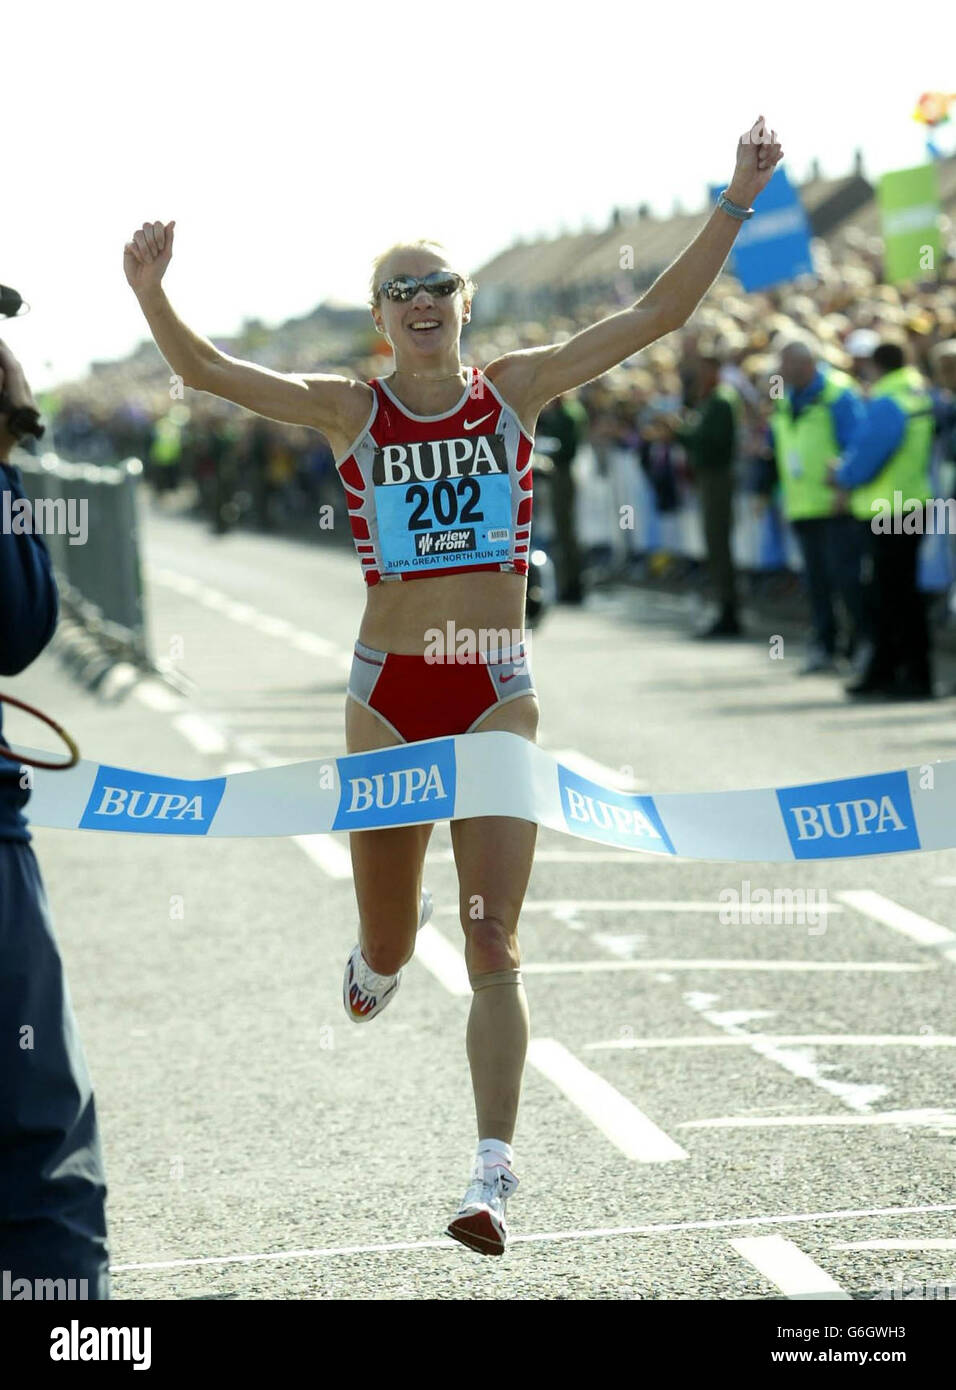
[828,340,935,699]
[770,336,867,673]
[845,328,881,389]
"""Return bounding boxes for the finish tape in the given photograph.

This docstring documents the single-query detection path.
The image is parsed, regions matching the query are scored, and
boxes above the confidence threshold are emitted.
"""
[17,732,953,862]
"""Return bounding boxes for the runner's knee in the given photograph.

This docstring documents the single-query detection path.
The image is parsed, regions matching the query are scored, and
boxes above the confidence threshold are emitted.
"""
[359,913,418,975]
[464,915,520,975]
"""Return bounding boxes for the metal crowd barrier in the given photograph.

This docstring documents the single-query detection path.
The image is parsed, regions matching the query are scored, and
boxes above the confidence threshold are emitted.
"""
[14,452,150,665]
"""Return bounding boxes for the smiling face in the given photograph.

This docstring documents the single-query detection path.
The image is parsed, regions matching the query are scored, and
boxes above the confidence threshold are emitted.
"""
[370,248,472,363]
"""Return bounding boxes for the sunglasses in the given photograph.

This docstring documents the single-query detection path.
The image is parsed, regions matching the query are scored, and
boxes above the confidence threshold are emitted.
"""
[377,271,465,303]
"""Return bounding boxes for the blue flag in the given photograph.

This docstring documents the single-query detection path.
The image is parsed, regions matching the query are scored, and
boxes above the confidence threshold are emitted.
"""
[710,168,814,292]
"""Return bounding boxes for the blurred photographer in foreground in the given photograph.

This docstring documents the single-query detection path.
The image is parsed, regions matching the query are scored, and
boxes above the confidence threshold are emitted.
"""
[0,331,110,1298]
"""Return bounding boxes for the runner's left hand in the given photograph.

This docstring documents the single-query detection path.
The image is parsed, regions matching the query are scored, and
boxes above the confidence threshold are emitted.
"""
[728,116,784,205]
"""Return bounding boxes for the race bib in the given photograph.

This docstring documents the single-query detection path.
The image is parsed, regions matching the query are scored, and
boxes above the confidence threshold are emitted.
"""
[786,449,804,479]
[372,433,513,574]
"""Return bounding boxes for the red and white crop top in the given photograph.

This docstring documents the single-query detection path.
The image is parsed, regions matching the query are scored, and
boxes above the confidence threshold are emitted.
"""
[335,365,534,585]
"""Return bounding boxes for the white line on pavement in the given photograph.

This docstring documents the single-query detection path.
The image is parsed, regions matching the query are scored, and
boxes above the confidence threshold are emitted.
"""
[235,729,345,746]
[584,1034,956,1050]
[413,924,471,996]
[293,834,353,880]
[133,680,185,713]
[838,890,956,948]
[592,931,646,958]
[730,1236,852,1300]
[290,632,341,658]
[683,996,886,1113]
[433,850,647,864]
[149,567,200,594]
[173,713,229,756]
[831,1240,956,1251]
[439,900,846,915]
[519,959,928,973]
[526,1038,688,1162]
[203,710,345,726]
[109,1201,956,1273]
[148,567,352,668]
[679,1109,956,1130]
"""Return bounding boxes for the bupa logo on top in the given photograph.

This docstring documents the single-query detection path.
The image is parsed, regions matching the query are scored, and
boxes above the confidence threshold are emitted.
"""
[777,769,919,859]
[333,739,456,831]
[79,766,226,835]
[558,766,675,854]
[371,434,508,485]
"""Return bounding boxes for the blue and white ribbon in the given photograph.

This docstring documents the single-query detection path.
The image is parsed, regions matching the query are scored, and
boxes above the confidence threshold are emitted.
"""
[20,732,949,862]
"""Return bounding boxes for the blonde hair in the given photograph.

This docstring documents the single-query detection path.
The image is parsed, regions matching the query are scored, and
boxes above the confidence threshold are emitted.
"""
[368,239,476,308]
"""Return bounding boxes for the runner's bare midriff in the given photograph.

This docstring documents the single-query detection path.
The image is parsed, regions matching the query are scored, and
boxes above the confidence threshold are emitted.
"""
[358,570,528,654]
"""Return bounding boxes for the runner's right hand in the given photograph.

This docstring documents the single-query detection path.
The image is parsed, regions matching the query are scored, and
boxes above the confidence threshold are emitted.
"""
[124,220,176,294]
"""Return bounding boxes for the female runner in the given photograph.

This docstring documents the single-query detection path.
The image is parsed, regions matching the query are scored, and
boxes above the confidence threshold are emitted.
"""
[124,116,782,1256]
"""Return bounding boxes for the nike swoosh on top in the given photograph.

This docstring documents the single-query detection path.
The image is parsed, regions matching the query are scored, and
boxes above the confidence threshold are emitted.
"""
[463,412,494,429]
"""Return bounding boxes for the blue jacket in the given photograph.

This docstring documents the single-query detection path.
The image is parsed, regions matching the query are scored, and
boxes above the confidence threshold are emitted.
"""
[785,368,865,449]
[0,460,59,841]
[831,396,908,489]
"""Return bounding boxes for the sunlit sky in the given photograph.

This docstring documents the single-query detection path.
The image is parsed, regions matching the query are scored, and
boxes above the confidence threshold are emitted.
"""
[4,1,953,389]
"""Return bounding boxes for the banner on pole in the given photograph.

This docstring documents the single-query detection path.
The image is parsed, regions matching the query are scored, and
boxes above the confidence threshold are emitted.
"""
[878,163,941,285]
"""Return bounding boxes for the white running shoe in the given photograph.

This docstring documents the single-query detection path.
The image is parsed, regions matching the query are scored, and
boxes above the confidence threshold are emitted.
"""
[342,888,433,1023]
[446,1163,519,1256]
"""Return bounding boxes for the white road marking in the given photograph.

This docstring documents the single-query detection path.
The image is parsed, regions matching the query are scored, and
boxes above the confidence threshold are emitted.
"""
[234,728,344,745]
[291,632,341,657]
[173,713,229,755]
[832,1239,956,1251]
[441,900,845,915]
[109,1201,956,1273]
[684,996,886,1113]
[680,1108,956,1130]
[133,680,185,713]
[838,890,956,948]
[412,924,471,995]
[251,615,294,639]
[148,567,352,668]
[731,1236,852,1300]
[548,749,647,790]
[205,711,344,727]
[526,1038,688,1162]
[592,932,647,958]
[433,850,646,863]
[293,834,353,880]
[150,567,200,594]
[519,959,928,973]
[195,591,247,618]
[208,693,344,709]
[585,1034,956,1050]
[150,684,353,881]
[221,601,257,623]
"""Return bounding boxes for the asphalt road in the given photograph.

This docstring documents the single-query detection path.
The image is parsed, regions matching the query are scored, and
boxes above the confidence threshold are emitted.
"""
[9,498,956,1302]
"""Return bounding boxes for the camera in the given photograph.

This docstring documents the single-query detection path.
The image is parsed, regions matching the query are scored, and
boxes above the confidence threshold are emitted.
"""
[0,284,45,441]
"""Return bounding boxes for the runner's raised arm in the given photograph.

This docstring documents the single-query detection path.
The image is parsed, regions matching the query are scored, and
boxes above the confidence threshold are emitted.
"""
[123,220,361,436]
[485,116,784,416]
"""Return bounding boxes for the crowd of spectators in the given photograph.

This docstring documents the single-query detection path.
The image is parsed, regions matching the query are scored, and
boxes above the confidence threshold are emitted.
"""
[40,223,956,563]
